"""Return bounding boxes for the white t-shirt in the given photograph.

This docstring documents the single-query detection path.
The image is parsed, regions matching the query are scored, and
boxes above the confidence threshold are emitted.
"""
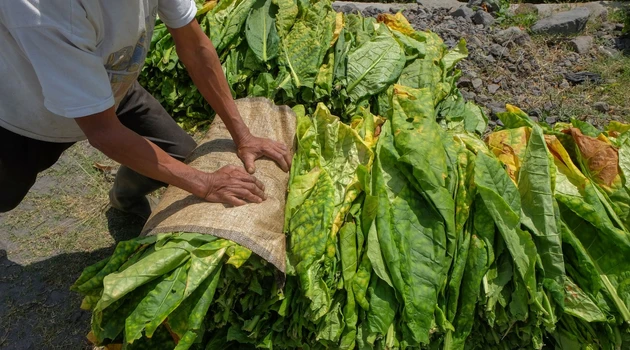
[0,0,197,142]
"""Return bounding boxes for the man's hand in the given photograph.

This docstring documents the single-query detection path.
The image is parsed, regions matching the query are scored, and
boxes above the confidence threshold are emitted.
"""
[204,165,266,206]
[168,21,292,174]
[236,134,292,174]
[75,107,268,206]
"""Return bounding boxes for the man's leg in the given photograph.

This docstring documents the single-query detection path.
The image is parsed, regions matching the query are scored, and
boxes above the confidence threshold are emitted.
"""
[110,81,197,219]
[0,127,74,213]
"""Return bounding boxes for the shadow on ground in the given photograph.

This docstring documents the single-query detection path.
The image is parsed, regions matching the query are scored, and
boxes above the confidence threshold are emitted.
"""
[0,209,145,350]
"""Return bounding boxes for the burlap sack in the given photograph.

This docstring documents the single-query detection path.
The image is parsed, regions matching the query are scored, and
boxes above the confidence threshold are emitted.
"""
[141,98,296,274]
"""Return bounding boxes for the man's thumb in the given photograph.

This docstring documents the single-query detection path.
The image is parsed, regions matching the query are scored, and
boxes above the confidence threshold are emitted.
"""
[243,154,256,174]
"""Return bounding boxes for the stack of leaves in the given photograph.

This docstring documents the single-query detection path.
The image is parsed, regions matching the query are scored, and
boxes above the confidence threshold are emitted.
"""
[75,1,630,349]
[468,108,630,350]
[72,105,380,349]
[139,0,470,128]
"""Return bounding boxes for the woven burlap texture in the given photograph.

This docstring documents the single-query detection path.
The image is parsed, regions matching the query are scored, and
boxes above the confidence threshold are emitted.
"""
[142,97,296,273]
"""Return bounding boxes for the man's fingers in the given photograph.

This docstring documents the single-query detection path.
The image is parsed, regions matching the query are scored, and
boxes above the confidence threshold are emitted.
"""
[277,142,288,151]
[240,152,257,174]
[244,182,266,200]
[233,188,264,203]
[233,170,258,183]
[265,148,289,172]
[225,195,247,207]
[281,146,292,171]
[253,177,265,192]
[271,143,292,172]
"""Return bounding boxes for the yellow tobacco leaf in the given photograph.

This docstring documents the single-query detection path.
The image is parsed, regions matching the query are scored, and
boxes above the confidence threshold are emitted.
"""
[331,12,344,47]
[485,127,531,183]
[564,127,619,187]
[376,12,416,37]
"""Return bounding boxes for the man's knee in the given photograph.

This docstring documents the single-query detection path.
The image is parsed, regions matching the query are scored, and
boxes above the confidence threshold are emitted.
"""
[180,135,197,159]
[167,133,197,161]
[0,172,35,213]
[0,195,25,213]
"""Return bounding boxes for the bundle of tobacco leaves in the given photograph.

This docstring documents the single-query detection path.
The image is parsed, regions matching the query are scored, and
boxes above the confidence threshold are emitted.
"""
[75,1,630,349]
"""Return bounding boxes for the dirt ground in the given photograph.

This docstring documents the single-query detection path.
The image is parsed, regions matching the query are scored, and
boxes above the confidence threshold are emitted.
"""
[1,5,629,350]
[0,142,146,349]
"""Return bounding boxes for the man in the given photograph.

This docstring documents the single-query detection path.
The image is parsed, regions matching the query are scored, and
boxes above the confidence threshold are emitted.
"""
[0,1,292,219]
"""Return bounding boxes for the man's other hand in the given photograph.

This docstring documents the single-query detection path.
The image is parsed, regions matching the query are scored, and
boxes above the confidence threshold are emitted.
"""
[236,134,292,174]
[204,165,266,206]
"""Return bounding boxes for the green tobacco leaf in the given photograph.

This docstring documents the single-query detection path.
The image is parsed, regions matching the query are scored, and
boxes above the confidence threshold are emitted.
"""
[72,257,110,292]
[367,276,397,336]
[561,221,601,295]
[442,39,468,72]
[185,246,228,298]
[555,179,630,275]
[560,216,630,322]
[218,0,257,51]
[92,278,161,344]
[571,118,601,138]
[279,1,334,89]
[484,239,513,320]
[509,276,529,322]
[170,265,223,350]
[284,168,321,229]
[317,296,344,343]
[245,0,280,62]
[392,30,426,60]
[474,152,540,307]
[390,85,456,266]
[280,21,322,88]
[352,252,372,311]
[463,102,488,135]
[397,59,422,89]
[124,324,177,349]
[315,50,334,99]
[73,237,156,294]
[446,234,489,350]
[518,126,565,289]
[446,222,471,324]
[339,288,357,350]
[248,72,278,99]
[346,26,405,101]
[206,0,241,47]
[563,276,607,323]
[446,149,476,323]
[272,0,298,37]
[96,245,189,312]
[288,171,334,318]
[333,29,352,84]
[225,245,252,268]
[345,14,376,47]
[366,210,393,288]
[496,105,535,129]
[340,221,358,284]
[374,121,447,345]
[125,260,192,343]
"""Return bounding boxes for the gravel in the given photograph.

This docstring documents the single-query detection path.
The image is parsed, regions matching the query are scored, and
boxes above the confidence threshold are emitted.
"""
[362,5,628,129]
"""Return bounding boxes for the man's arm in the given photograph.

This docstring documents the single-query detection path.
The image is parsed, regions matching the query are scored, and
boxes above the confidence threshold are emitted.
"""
[168,19,292,174]
[75,107,266,206]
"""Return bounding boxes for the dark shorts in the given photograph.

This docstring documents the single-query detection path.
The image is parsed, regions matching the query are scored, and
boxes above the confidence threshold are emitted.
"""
[0,81,196,213]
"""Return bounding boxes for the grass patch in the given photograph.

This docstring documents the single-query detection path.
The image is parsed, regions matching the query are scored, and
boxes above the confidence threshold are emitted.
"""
[498,12,539,29]
[0,142,116,264]
[546,54,630,124]
[609,7,629,25]
[582,54,630,115]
